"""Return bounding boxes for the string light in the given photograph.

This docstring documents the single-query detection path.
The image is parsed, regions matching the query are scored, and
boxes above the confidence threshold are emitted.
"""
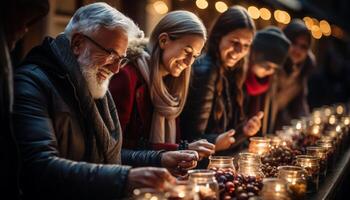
[320,20,331,36]
[260,7,271,20]
[196,0,208,9]
[153,0,168,14]
[311,25,322,39]
[215,1,228,13]
[248,6,260,19]
[303,16,313,30]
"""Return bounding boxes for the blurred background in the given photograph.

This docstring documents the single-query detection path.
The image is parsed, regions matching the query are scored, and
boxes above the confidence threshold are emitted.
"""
[11,0,350,109]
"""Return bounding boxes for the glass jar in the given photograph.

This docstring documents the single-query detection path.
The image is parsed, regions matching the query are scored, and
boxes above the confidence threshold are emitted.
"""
[316,139,335,169]
[260,178,291,200]
[132,188,167,200]
[207,156,235,173]
[277,166,307,200]
[238,152,261,164]
[249,137,271,156]
[188,169,218,200]
[306,146,327,179]
[238,159,264,181]
[267,135,283,149]
[295,155,320,193]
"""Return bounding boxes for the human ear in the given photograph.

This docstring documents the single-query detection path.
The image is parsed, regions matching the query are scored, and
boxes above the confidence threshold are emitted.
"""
[71,33,84,56]
[158,32,169,49]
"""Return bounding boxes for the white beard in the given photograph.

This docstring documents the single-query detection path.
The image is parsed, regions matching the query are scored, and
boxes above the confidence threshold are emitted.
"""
[77,49,113,99]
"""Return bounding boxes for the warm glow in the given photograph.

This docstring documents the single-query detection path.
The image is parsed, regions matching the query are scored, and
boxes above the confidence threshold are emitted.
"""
[248,6,260,19]
[274,10,290,24]
[336,105,344,115]
[260,8,271,20]
[196,0,208,9]
[303,16,313,30]
[320,20,331,36]
[215,1,228,13]
[311,25,322,39]
[329,115,336,124]
[324,108,332,116]
[153,1,168,15]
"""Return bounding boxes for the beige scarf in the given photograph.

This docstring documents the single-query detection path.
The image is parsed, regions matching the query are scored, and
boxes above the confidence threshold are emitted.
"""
[134,50,181,144]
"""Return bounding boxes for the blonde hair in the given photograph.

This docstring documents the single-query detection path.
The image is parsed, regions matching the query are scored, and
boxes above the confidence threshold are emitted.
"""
[148,10,207,117]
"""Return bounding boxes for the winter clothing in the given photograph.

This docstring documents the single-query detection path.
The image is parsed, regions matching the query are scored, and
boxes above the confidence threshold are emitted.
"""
[180,55,247,152]
[251,26,291,66]
[109,39,181,151]
[13,34,162,200]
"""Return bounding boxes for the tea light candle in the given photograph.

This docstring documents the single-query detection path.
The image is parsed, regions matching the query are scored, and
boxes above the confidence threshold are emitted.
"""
[207,156,235,172]
[336,104,345,115]
[249,137,271,155]
[277,166,307,199]
[295,155,320,193]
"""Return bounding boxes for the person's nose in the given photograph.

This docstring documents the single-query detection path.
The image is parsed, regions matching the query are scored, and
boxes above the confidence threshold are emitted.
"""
[108,62,120,74]
[183,56,195,67]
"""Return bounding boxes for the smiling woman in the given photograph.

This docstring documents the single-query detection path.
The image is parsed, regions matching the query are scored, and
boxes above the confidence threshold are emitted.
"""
[109,10,216,159]
[180,6,260,155]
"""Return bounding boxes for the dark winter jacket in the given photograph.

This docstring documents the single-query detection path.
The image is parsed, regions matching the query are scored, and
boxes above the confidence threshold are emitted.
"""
[180,55,247,153]
[272,53,316,130]
[13,34,162,200]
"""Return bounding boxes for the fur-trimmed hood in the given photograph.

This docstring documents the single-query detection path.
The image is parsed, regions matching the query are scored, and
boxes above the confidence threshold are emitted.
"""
[127,38,149,61]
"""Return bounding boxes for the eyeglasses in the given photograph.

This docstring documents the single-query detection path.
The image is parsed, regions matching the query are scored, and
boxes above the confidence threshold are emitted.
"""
[82,34,129,68]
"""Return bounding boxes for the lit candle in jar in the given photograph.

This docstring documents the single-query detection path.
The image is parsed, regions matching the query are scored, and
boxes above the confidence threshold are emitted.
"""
[295,155,320,193]
[249,137,271,155]
[277,166,307,199]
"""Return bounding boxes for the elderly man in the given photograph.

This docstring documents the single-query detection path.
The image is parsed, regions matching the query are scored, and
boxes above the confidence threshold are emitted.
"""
[13,3,197,199]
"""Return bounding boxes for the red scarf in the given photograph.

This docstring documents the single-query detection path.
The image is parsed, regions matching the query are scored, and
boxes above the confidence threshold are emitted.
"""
[245,72,271,96]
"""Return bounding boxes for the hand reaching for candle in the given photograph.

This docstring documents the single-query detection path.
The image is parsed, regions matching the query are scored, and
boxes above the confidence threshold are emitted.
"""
[215,129,235,152]
[243,111,264,137]
[127,167,176,192]
[161,150,199,176]
[188,139,215,159]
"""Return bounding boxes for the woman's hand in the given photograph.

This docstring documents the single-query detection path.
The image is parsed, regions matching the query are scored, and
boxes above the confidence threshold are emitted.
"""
[243,111,264,137]
[215,129,235,151]
[188,139,215,159]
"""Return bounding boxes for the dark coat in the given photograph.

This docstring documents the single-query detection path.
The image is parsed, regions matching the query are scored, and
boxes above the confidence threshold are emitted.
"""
[180,55,247,153]
[0,28,21,199]
[272,54,315,130]
[13,34,162,200]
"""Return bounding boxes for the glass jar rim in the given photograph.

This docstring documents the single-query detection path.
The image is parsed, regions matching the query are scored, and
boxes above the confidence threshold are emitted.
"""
[188,169,216,177]
[208,156,234,161]
[249,137,271,142]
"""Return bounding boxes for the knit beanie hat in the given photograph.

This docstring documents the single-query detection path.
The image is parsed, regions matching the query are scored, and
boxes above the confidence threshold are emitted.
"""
[283,19,312,45]
[251,26,291,66]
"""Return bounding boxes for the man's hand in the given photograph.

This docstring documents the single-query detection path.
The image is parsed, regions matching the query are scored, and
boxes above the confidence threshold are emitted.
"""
[161,150,199,176]
[188,139,215,159]
[243,111,264,137]
[215,129,235,151]
[127,167,176,192]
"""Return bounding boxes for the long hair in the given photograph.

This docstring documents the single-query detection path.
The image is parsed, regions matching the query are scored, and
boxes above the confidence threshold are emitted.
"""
[206,6,255,120]
[148,10,207,117]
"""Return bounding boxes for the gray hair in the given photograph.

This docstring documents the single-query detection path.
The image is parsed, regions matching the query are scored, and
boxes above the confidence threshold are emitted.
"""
[64,2,143,40]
